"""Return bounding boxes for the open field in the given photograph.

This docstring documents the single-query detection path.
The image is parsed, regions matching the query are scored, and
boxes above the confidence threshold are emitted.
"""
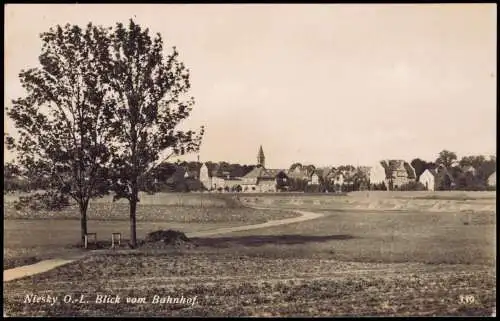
[240,191,496,213]
[3,192,496,316]
[3,195,298,269]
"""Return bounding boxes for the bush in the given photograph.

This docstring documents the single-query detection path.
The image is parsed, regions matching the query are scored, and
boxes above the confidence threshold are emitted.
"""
[145,229,190,243]
[304,185,324,193]
[399,181,427,191]
[142,229,196,249]
[14,191,70,211]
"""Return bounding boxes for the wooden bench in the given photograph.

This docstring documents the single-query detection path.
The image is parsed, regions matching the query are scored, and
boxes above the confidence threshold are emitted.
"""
[111,233,122,249]
[84,233,97,249]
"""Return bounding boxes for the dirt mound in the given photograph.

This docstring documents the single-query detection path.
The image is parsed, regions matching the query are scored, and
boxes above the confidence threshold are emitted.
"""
[141,230,197,249]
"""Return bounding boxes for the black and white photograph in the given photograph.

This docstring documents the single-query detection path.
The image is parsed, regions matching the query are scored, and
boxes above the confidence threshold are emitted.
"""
[3,3,496,317]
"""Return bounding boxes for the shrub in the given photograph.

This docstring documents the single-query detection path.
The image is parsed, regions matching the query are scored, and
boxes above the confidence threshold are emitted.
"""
[399,181,427,191]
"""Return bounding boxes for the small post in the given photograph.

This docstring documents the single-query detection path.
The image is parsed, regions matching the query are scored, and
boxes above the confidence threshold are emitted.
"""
[112,233,122,249]
[84,233,97,249]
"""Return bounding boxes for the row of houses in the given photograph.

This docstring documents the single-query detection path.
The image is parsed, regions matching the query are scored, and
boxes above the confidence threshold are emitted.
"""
[172,146,496,192]
[367,160,496,191]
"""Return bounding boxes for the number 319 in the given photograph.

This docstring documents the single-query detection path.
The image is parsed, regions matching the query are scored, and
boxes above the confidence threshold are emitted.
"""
[459,295,475,304]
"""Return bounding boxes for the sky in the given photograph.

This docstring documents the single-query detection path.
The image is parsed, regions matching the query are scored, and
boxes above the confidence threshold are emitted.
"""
[4,4,497,169]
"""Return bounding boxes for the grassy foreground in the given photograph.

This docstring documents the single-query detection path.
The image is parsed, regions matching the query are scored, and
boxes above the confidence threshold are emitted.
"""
[3,206,496,316]
[3,252,495,317]
[3,192,496,316]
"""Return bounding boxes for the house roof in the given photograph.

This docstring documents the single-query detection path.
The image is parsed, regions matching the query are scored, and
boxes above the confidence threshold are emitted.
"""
[381,160,416,179]
[427,165,456,182]
[244,167,285,180]
[286,167,309,180]
[245,167,274,179]
[310,169,324,178]
[403,162,416,179]
[266,169,286,177]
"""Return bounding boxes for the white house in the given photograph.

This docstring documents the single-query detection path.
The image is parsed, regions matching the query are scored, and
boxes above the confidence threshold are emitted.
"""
[199,164,212,190]
[309,172,321,185]
[369,161,387,189]
[488,172,496,187]
[420,169,436,191]
[333,172,344,186]
[420,165,455,191]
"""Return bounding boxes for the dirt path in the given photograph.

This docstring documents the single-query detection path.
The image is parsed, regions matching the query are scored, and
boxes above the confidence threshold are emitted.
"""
[188,208,323,238]
[3,258,79,282]
[3,208,324,282]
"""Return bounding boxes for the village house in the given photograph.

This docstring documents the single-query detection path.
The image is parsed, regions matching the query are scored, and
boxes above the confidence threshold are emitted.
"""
[286,164,312,181]
[199,164,243,191]
[419,169,436,191]
[240,146,289,192]
[487,171,496,187]
[380,160,416,190]
[308,170,322,185]
[199,163,211,189]
[241,166,287,192]
[369,161,387,188]
[332,171,345,186]
[419,165,455,191]
[323,167,337,185]
[325,170,345,192]
[200,146,288,193]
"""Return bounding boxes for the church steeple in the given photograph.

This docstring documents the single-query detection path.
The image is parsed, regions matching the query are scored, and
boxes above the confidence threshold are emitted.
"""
[257,145,265,168]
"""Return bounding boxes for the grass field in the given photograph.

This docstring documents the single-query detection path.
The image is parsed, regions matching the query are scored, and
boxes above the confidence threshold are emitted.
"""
[240,191,496,213]
[3,192,497,316]
[3,193,298,270]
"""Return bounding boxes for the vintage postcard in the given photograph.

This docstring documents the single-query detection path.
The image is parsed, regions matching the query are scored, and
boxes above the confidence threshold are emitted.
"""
[3,3,496,317]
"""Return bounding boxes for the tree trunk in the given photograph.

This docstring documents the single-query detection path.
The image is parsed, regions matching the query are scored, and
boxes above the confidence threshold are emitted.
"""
[80,202,88,247]
[129,200,137,247]
[129,183,138,248]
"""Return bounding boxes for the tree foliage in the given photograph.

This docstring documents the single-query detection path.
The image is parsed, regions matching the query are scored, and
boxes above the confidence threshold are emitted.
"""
[106,20,204,246]
[435,150,458,168]
[410,158,428,181]
[5,23,115,245]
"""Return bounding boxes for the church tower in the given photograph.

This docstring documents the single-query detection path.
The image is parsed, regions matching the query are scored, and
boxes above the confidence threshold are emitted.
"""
[257,145,265,168]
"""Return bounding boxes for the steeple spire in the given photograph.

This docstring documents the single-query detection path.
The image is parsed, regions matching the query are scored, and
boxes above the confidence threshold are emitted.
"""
[257,145,265,168]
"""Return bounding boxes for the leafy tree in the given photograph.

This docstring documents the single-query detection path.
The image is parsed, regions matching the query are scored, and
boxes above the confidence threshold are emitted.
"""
[275,171,289,191]
[410,158,428,181]
[229,164,245,177]
[435,150,458,169]
[5,23,114,246]
[4,162,21,179]
[477,157,496,185]
[459,155,485,169]
[3,161,31,193]
[106,20,204,247]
